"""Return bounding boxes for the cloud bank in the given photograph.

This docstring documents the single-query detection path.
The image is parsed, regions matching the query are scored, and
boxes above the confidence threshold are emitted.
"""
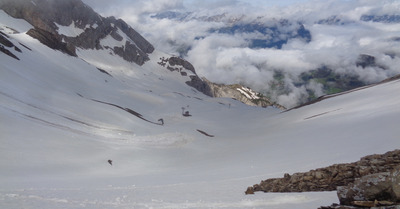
[83,0,400,108]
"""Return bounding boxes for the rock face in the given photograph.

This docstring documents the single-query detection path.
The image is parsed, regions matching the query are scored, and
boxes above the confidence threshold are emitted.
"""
[246,150,400,194]
[0,31,22,60]
[337,167,400,206]
[204,78,286,109]
[26,27,76,56]
[0,0,154,65]
[157,56,213,97]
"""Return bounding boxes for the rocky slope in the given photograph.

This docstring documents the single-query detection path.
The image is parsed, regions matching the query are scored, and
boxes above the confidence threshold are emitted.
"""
[204,78,286,109]
[246,150,400,194]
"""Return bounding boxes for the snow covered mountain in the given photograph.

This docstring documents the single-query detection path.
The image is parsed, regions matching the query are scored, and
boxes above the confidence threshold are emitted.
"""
[0,1,400,209]
[0,0,154,65]
[0,0,275,108]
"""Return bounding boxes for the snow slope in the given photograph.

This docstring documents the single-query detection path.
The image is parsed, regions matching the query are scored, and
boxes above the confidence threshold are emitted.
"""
[1,11,400,209]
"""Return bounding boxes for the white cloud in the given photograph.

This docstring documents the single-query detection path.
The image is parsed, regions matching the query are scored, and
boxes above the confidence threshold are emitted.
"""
[82,0,184,22]
[82,0,400,107]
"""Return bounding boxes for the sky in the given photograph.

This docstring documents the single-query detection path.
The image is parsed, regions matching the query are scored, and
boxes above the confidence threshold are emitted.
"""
[81,0,400,107]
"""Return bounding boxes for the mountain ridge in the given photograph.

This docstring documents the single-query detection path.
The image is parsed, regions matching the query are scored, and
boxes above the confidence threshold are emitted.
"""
[0,0,154,65]
[0,0,278,108]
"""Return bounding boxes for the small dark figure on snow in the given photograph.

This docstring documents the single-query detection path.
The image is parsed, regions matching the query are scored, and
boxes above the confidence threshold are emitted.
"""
[183,111,191,117]
[158,118,164,125]
[108,159,112,165]
[182,106,192,117]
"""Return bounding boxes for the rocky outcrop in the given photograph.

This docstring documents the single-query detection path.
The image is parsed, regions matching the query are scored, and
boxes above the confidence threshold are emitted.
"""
[319,203,400,209]
[0,0,154,65]
[26,28,76,56]
[204,78,285,109]
[246,150,400,194]
[167,56,196,75]
[0,31,21,60]
[337,167,400,206]
[157,56,213,96]
[186,76,213,97]
[158,56,196,75]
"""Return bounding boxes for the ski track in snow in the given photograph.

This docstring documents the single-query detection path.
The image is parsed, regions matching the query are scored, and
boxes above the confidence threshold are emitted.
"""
[0,91,137,140]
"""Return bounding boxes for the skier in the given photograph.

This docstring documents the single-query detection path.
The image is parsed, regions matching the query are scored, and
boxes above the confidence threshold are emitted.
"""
[108,159,112,165]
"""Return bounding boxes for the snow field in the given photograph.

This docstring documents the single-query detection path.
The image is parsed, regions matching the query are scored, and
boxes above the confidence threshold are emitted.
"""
[1,11,400,208]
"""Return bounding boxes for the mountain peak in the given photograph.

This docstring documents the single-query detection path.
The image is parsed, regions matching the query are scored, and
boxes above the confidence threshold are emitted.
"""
[0,0,154,65]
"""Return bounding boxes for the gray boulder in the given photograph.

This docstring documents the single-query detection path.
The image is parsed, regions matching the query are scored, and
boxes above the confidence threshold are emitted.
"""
[337,166,400,206]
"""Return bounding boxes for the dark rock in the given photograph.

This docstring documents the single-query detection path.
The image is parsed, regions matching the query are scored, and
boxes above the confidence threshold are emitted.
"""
[0,45,19,60]
[14,46,22,52]
[27,28,77,56]
[186,76,213,97]
[0,32,20,60]
[393,169,400,202]
[168,57,196,74]
[113,41,149,65]
[0,31,14,47]
[245,187,255,195]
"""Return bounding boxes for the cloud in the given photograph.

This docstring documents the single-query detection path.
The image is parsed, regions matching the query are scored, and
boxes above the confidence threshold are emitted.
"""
[82,0,184,19]
[82,0,400,108]
[185,0,241,9]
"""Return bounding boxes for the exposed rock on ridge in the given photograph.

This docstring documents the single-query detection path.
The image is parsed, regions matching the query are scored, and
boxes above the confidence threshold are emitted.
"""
[26,27,76,56]
[0,31,22,60]
[157,56,213,97]
[204,78,286,109]
[0,0,154,65]
[246,150,400,194]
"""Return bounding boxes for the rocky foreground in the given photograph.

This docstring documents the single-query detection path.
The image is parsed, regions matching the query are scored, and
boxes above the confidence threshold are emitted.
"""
[245,150,400,208]
[246,150,400,193]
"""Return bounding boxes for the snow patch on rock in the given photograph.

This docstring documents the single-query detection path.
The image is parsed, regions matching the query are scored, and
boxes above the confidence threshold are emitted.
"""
[55,22,85,37]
